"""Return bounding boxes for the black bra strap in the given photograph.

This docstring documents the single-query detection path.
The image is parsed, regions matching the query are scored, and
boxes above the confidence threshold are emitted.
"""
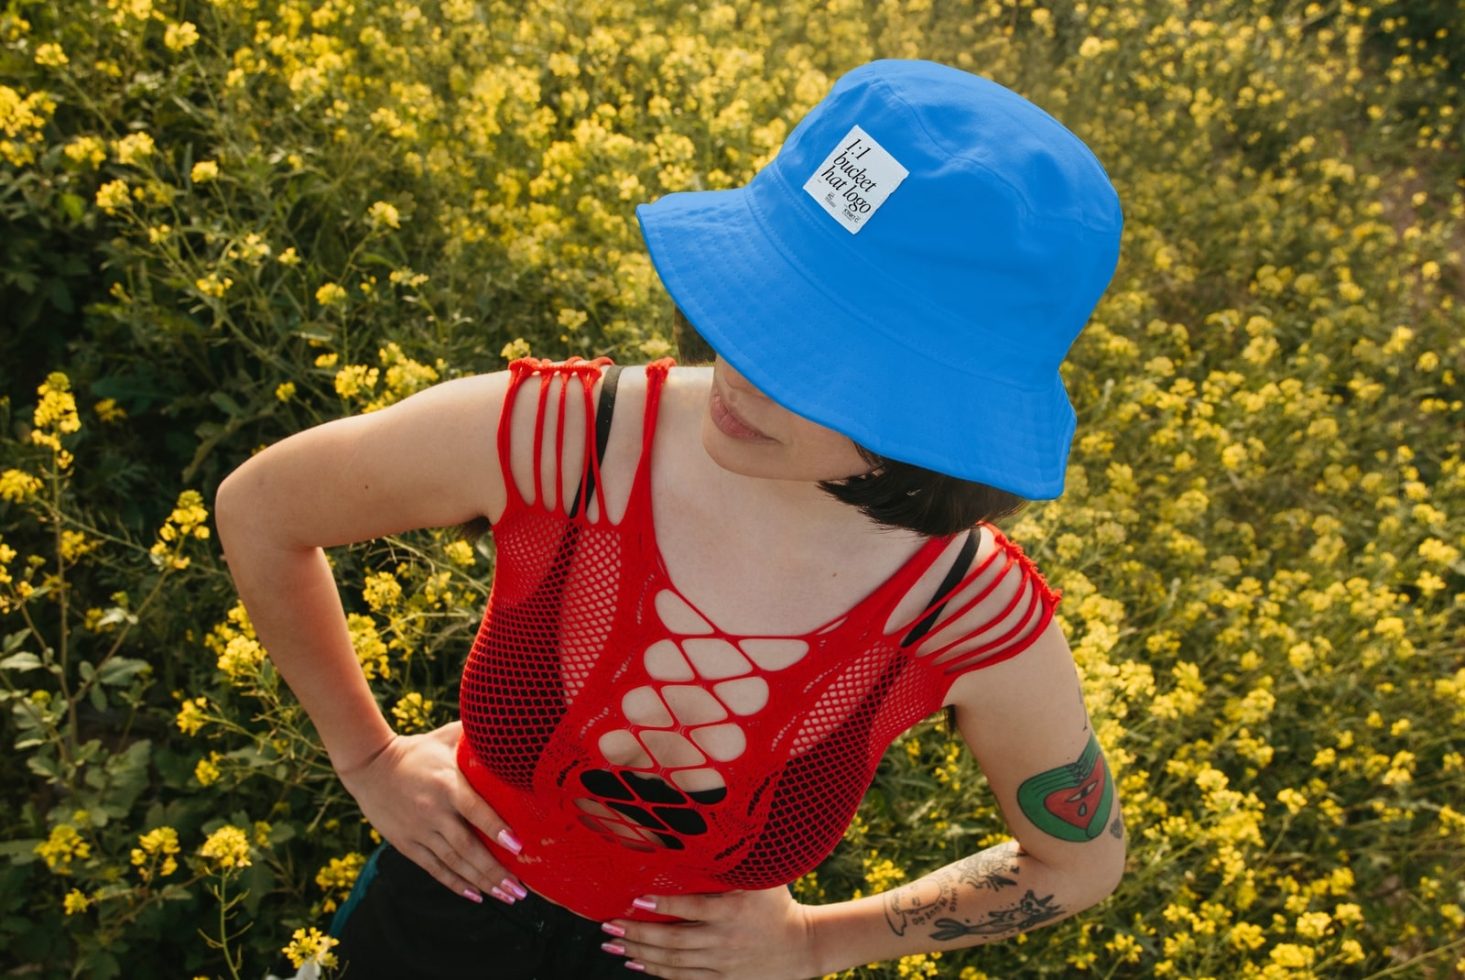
[900,529,980,648]
[567,365,623,518]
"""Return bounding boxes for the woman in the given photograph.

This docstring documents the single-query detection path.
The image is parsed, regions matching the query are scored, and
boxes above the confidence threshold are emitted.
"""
[219,60,1126,978]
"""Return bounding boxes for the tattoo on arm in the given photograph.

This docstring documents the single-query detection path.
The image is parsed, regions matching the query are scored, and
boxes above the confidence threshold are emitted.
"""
[929,890,1063,941]
[1016,731,1115,842]
[883,842,1020,937]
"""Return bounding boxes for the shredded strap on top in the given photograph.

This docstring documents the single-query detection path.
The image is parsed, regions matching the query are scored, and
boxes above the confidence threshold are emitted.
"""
[458,357,1061,922]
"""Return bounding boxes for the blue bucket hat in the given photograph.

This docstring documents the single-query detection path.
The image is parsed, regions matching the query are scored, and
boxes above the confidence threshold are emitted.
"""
[635,59,1123,500]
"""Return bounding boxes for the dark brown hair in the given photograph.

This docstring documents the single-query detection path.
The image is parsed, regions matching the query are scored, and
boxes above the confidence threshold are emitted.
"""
[672,307,1028,537]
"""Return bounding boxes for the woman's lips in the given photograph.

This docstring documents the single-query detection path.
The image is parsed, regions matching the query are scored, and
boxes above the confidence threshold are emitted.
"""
[710,387,774,441]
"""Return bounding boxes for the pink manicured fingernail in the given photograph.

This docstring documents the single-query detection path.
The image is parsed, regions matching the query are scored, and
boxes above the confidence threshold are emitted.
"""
[502,878,528,900]
[601,922,627,938]
[497,829,523,854]
[625,962,646,973]
[601,942,626,956]
[462,887,484,903]
[489,886,515,905]
[631,896,657,912]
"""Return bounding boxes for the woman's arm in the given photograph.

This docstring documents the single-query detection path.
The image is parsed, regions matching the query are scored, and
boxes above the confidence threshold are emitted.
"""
[214,373,511,769]
[601,616,1123,979]
[214,371,530,901]
[803,616,1125,973]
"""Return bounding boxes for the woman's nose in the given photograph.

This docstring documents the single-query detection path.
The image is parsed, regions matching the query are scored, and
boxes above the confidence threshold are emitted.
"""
[717,358,766,400]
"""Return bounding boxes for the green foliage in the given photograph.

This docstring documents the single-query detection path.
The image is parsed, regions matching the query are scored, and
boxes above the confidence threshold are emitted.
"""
[1,0,1461,977]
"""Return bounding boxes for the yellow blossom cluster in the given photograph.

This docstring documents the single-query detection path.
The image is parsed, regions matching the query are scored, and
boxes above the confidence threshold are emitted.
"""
[149,489,210,570]
[130,826,180,881]
[205,601,267,683]
[198,825,252,872]
[314,852,366,913]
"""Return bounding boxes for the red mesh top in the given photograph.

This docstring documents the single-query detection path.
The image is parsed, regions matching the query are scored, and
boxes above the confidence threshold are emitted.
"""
[456,357,1061,922]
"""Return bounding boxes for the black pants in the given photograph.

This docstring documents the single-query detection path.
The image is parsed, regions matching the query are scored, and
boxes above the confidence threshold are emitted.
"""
[331,844,632,979]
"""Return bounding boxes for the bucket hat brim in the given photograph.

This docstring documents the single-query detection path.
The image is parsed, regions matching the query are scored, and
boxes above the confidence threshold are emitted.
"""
[636,184,1076,500]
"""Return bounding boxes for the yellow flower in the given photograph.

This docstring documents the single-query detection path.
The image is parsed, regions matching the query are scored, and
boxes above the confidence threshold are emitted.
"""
[443,539,475,566]
[367,200,400,229]
[347,613,390,679]
[1276,788,1308,815]
[113,132,155,165]
[1295,910,1331,939]
[500,337,531,361]
[363,571,403,611]
[164,21,199,51]
[63,889,91,915]
[1269,943,1315,968]
[176,696,209,735]
[315,853,366,912]
[0,468,42,503]
[95,178,130,213]
[94,398,126,423]
[217,634,266,680]
[1418,538,1460,568]
[63,136,107,169]
[334,364,379,399]
[35,824,90,874]
[195,753,221,786]
[59,530,98,563]
[150,489,210,569]
[314,352,339,368]
[194,273,232,299]
[199,825,252,871]
[34,42,68,67]
[190,160,219,183]
[282,927,339,970]
[316,282,348,306]
[392,692,434,733]
[275,381,296,402]
[1228,921,1265,950]
[130,826,181,881]
[1079,36,1104,58]
[277,246,301,266]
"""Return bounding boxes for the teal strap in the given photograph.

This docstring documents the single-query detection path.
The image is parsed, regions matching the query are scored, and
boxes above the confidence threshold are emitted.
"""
[328,843,387,938]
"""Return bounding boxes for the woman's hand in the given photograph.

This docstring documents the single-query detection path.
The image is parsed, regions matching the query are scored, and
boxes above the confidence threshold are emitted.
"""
[600,886,822,979]
[335,720,528,905]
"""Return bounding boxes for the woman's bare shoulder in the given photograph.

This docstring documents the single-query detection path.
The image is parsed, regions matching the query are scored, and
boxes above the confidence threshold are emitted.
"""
[217,370,515,548]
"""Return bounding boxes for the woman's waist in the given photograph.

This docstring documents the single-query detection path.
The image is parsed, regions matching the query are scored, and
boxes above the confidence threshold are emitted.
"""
[456,735,738,922]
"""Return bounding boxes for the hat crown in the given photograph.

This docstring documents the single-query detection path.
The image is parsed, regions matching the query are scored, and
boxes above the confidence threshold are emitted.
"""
[763,59,1122,380]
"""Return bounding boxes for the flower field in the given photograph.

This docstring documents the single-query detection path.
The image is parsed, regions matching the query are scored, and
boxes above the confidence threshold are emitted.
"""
[1,0,1461,976]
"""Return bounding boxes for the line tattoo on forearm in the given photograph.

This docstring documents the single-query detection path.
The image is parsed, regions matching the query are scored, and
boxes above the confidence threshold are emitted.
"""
[929,889,1063,941]
[883,843,1020,937]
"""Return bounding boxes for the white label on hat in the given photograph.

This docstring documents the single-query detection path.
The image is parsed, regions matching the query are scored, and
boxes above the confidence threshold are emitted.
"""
[801,125,910,234]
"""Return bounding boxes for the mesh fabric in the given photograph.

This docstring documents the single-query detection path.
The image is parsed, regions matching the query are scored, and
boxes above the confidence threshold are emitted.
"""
[457,357,1061,921]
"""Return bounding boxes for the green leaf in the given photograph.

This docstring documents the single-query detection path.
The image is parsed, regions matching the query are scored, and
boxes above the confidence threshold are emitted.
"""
[88,685,107,712]
[0,839,41,864]
[25,754,59,781]
[97,657,151,687]
[208,391,244,417]
[57,192,86,222]
[3,629,33,653]
[0,652,42,672]
[78,660,96,682]
[97,607,137,628]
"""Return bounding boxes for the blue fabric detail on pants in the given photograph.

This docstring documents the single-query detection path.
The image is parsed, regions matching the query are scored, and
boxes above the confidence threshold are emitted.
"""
[328,842,386,938]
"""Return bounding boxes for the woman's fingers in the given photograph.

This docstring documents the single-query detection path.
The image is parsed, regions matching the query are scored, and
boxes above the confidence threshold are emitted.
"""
[433,822,522,898]
[454,773,525,856]
[404,839,491,904]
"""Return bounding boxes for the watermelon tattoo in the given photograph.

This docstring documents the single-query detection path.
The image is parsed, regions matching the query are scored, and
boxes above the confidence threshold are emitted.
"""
[1017,732,1114,842]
